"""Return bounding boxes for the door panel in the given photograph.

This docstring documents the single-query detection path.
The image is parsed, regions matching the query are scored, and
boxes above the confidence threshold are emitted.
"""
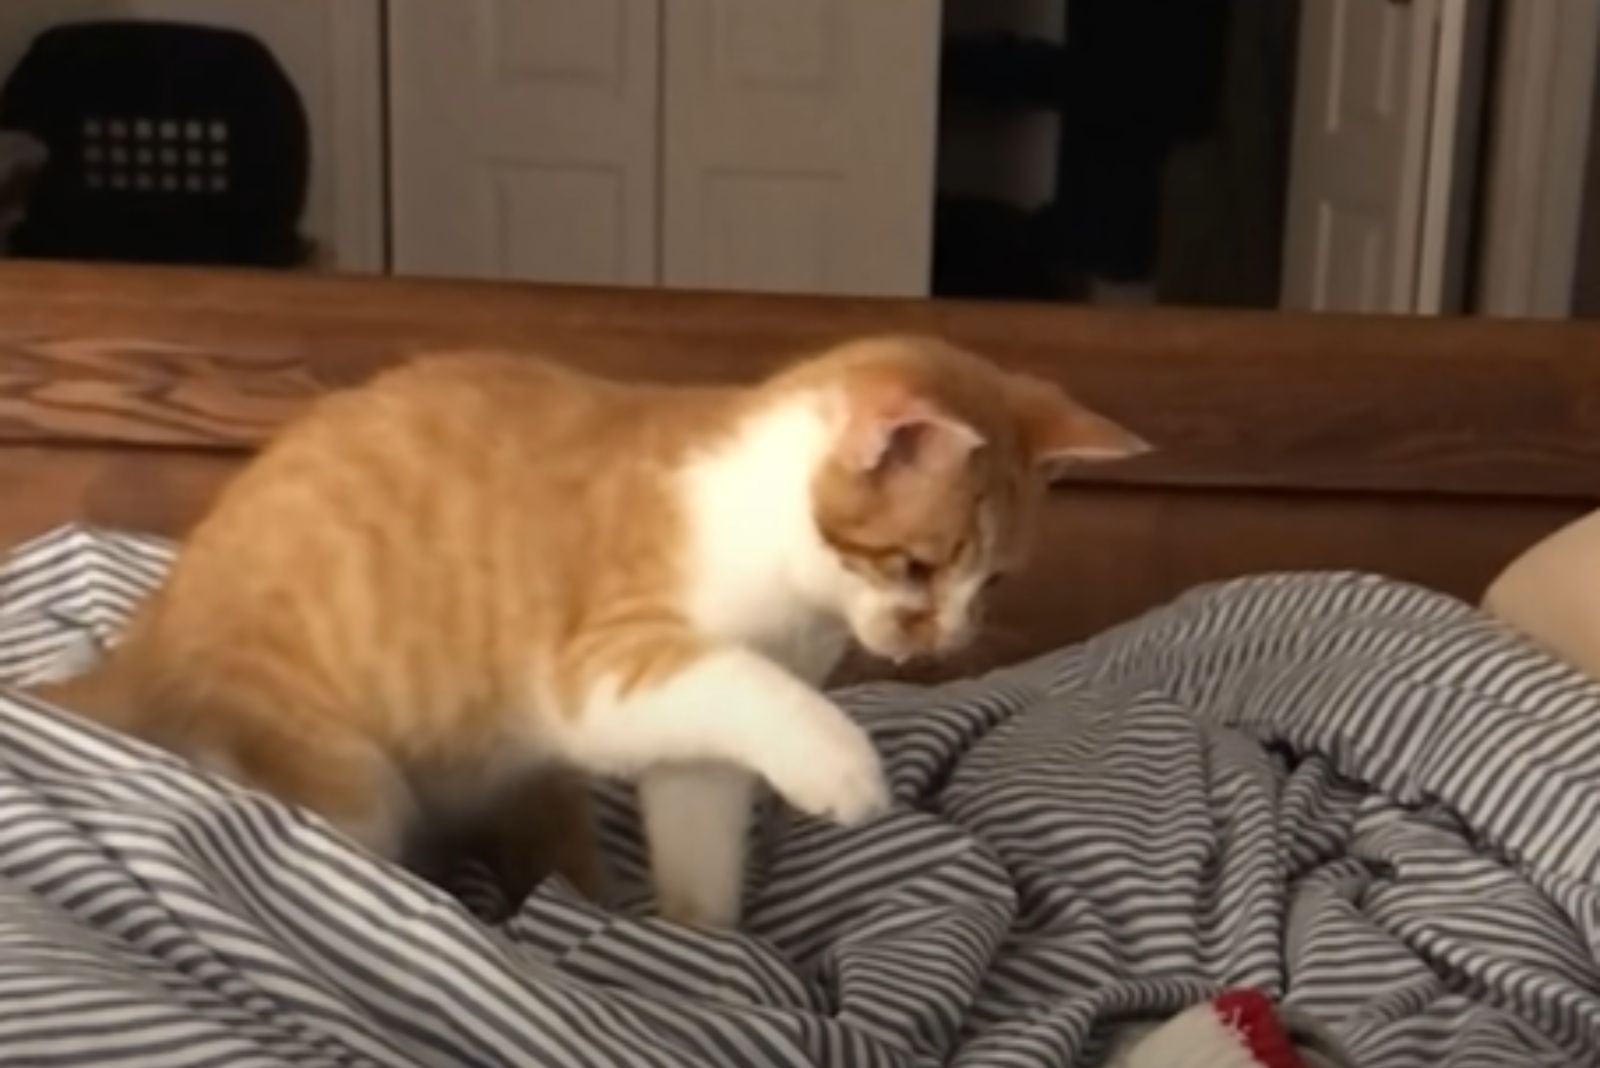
[1283,0,1437,312]
[387,0,660,285]
[660,0,941,296]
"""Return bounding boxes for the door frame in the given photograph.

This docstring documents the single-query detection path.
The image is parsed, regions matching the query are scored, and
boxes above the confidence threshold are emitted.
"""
[1474,0,1600,318]
[1415,0,1490,314]
[1278,0,1486,315]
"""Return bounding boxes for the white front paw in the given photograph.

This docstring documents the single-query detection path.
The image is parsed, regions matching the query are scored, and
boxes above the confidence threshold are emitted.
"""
[767,716,891,826]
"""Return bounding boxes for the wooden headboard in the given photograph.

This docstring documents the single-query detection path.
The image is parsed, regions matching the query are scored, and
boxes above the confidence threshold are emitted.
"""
[0,261,1596,674]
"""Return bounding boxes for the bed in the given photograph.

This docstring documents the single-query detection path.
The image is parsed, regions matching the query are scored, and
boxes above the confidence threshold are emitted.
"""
[0,262,1597,1067]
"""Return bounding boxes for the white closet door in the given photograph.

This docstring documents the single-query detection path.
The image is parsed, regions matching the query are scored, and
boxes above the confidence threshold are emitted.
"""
[1281,0,1485,313]
[387,0,660,285]
[0,0,385,272]
[660,0,941,297]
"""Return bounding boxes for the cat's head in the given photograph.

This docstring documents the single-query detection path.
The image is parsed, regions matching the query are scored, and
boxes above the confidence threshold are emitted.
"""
[794,335,1149,665]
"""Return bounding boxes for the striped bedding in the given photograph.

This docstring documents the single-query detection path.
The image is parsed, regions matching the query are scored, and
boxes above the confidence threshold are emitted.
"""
[0,524,1596,1068]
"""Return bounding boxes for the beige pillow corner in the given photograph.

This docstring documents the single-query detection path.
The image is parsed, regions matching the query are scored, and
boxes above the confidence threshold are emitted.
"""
[1481,508,1600,679]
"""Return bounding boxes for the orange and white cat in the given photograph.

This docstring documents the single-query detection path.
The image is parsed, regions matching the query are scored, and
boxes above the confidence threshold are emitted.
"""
[35,335,1147,927]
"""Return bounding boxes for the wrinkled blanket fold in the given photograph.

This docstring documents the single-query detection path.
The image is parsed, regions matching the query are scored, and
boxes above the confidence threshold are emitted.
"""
[0,525,1594,1066]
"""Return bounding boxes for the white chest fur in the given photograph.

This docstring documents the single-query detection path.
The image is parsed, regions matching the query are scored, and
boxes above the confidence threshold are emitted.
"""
[614,396,881,927]
[676,396,850,683]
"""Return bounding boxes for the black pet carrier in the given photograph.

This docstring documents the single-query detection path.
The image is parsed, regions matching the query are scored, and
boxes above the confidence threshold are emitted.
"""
[0,20,311,267]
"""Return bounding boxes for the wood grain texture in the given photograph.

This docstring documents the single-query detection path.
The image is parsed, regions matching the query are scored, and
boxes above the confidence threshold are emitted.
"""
[840,489,1586,681]
[0,261,1592,678]
[1,262,1600,496]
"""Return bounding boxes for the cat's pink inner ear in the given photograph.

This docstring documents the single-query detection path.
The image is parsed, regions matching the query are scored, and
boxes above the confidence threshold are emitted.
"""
[1005,373,1151,478]
[847,397,984,476]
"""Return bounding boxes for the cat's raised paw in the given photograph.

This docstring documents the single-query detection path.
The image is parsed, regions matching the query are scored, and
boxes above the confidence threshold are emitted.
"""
[768,724,892,827]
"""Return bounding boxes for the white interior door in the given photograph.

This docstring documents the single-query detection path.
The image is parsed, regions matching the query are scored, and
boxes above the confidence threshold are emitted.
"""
[660,0,941,297]
[1281,0,1485,313]
[387,0,660,285]
[0,0,385,271]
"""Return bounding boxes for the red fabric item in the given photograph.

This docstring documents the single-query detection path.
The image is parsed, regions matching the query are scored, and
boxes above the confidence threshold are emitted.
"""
[1212,989,1308,1068]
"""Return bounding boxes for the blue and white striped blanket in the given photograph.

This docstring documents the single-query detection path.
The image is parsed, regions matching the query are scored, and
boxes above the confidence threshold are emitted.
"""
[0,525,1596,1067]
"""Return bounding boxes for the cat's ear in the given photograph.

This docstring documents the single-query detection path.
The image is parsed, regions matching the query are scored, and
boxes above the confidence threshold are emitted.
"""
[1005,373,1151,481]
[844,394,984,478]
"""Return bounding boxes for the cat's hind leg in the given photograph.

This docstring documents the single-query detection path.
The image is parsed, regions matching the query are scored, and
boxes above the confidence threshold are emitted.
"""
[191,707,419,864]
[464,770,607,907]
[41,667,421,862]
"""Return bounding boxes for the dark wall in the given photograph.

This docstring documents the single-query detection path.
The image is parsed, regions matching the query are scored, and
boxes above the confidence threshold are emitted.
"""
[1570,17,1600,317]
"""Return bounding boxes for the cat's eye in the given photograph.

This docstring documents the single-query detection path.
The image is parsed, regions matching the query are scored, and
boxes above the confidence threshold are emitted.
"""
[897,555,937,585]
[983,572,1006,591]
